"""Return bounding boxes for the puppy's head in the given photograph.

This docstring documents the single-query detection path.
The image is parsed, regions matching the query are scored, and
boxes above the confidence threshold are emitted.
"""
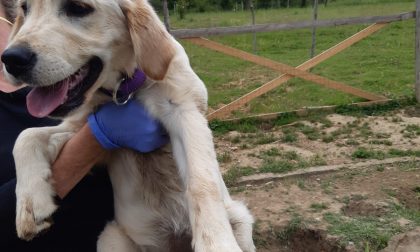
[1,0,174,118]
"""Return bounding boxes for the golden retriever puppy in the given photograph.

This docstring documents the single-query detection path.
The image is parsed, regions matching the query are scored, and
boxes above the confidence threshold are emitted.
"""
[2,0,255,251]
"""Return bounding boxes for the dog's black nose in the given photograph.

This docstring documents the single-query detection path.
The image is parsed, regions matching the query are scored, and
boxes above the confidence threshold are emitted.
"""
[1,46,37,78]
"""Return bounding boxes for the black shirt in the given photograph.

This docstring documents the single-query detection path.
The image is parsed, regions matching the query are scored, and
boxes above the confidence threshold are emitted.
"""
[0,87,58,185]
[0,88,113,251]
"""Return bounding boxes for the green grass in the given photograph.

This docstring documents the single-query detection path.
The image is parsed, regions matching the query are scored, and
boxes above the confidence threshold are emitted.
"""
[210,99,416,137]
[254,133,277,145]
[392,204,420,225]
[281,129,298,143]
[295,123,322,140]
[210,119,259,136]
[175,2,415,116]
[260,147,281,157]
[297,179,307,190]
[323,212,402,251]
[388,148,420,158]
[260,159,295,173]
[402,124,420,138]
[351,146,420,160]
[368,139,393,146]
[260,154,326,173]
[170,2,414,29]
[217,152,232,163]
[310,203,329,212]
[322,200,420,250]
[223,149,327,186]
[351,147,386,160]
[346,139,360,146]
[275,214,304,241]
[223,166,256,187]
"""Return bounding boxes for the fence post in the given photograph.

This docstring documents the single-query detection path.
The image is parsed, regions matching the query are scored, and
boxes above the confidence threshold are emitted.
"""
[250,1,257,54]
[416,0,420,102]
[310,0,319,58]
[162,0,171,32]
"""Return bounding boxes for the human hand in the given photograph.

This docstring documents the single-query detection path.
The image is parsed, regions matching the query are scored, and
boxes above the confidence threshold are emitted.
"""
[88,99,168,153]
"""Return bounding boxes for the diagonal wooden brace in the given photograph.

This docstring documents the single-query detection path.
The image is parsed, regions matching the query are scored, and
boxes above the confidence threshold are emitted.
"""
[183,23,388,120]
[186,37,386,101]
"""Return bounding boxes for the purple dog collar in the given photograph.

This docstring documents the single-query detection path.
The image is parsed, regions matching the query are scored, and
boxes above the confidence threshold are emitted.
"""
[99,69,146,105]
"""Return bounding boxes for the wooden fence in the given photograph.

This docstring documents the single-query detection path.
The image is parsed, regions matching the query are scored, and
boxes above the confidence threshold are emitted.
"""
[171,12,414,38]
[165,8,417,121]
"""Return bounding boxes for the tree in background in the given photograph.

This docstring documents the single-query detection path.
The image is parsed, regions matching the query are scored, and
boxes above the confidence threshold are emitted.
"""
[220,0,234,10]
[177,0,189,19]
[150,0,332,17]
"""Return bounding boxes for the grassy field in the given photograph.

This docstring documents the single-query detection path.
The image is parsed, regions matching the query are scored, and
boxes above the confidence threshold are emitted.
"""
[170,1,414,29]
[170,1,415,117]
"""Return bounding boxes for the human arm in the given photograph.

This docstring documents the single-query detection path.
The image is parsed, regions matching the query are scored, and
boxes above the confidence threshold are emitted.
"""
[52,100,168,199]
[51,124,106,198]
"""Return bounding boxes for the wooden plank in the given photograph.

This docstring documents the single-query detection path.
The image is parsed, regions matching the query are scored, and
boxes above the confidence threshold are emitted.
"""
[222,99,391,123]
[250,2,257,54]
[205,23,387,120]
[236,157,420,186]
[162,0,171,31]
[187,38,384,101]
[416,0,420,102]
[187,37,384,101]
[310,0,319,58]
[173,11,413,38]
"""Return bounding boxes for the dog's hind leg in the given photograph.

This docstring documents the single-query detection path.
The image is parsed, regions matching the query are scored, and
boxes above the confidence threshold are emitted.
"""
[98,221,139,252]
[226,200,256,252]
[157,104,242,252]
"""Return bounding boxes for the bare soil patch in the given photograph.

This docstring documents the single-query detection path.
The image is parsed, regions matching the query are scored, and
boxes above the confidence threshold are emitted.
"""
[214,106,420,251]
[215,107,420,173]
[232,161,420,251]
[395,187,420,211]
[342,199,389,218]
[257,227,346,252]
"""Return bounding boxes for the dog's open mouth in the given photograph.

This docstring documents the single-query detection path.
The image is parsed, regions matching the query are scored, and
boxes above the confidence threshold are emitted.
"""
[26,57,103,118]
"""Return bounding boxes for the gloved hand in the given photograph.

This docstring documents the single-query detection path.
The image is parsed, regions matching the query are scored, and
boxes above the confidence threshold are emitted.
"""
[88,99,168,153]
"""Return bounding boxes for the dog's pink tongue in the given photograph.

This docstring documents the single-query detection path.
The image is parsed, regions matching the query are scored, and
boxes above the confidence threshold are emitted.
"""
[26,82,69,118]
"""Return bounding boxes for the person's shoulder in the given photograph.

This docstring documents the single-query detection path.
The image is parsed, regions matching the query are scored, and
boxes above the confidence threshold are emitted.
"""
[0,86,29,101]
[0,87,60,127]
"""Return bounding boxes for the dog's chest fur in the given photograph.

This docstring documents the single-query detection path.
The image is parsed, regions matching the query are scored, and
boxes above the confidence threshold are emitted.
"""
[107,146,190,245]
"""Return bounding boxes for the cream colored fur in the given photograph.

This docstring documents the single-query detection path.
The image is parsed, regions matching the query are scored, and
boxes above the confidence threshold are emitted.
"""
[5,0,255,251]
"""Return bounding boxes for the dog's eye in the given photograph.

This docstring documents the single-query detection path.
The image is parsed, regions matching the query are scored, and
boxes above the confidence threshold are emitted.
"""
[21,2,28,15]
[64,1,94,17]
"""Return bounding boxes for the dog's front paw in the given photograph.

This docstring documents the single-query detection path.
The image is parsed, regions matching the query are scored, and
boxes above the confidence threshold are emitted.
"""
[16,184,57,241]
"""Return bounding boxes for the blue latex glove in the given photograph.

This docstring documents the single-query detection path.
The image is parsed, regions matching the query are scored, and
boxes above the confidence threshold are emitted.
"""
[88,100,168,153]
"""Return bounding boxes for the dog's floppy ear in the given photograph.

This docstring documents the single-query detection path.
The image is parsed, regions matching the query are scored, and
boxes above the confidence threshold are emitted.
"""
[121,0,175,80]
[9,13,23,39]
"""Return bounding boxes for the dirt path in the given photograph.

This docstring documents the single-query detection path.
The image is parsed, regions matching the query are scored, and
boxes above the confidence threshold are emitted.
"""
[214,106,420,251]
[233,159,420,251]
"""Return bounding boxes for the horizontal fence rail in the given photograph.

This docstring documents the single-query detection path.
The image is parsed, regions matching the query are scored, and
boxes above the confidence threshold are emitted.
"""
[172,11,414,38]
[202,23,388,120]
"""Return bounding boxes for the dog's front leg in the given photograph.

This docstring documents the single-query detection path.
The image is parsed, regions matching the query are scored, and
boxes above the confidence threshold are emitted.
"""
[13,124,74,241]
[161,104,241,252]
